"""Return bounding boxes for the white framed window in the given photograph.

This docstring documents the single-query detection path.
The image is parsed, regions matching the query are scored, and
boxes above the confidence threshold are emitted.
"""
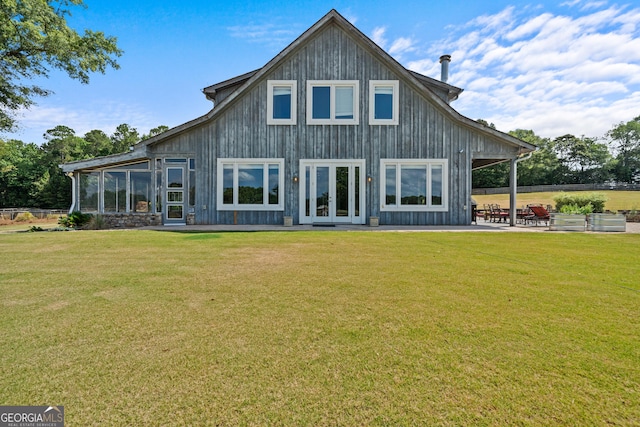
[267,80,297,125]
[217,159,284,211]
[380,159,448,212]
[369,80,399,125]
[306,80,359,125]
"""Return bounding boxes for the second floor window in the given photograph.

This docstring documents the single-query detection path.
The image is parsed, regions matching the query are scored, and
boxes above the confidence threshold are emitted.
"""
[267,81,297,125]
[306,80,359,125]
[370,80,399,125]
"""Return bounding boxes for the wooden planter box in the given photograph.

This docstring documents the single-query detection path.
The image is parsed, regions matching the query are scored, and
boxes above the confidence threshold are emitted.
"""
[588,213,626,232]
[549,213,586,232]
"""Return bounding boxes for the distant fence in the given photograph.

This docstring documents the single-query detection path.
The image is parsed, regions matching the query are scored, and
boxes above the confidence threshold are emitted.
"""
[0,208,67,220]
[473,183,640,195]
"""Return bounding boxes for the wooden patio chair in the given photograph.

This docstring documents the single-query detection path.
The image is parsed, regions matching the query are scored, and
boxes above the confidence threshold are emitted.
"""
[490,204,509,223]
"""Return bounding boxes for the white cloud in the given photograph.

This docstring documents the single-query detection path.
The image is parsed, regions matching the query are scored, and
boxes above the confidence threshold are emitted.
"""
[371,26,387,49]
[227,22,298,49]
[388,37,415,56]
[403,2,640,138]
[11,101,157,143]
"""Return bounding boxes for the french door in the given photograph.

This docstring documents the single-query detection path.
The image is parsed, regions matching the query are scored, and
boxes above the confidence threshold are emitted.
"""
[299,160,365,224]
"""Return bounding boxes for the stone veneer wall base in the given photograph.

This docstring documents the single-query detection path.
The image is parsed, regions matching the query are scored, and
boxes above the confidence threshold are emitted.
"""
[102,213,162,228]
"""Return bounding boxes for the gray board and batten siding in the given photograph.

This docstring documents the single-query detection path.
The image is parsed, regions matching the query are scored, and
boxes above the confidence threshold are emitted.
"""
[60,10,535,226]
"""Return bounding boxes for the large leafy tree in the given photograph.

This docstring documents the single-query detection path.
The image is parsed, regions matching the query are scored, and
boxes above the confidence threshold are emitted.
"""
[551,134,611,183]
[607,116,640,183]
[0,0,122,132]
[111,123,140,153]
[0,138,47,207]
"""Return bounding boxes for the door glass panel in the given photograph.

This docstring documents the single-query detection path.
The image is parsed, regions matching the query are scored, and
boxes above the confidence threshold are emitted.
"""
[305,166,311,217]
[167,168,183,188]
[168,191,183,202]
[335,166,349,217]
[354,166,360,217]
[316,167,329,217]
[167,205,183,219]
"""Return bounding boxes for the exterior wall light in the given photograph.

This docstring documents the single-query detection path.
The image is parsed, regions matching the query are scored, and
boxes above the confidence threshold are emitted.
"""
[367,174,372,183]
[293,174,298,183]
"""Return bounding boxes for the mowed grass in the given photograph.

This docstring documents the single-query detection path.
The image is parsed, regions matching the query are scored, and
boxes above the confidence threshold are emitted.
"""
[474,190,640,211]
[1,230,639,425]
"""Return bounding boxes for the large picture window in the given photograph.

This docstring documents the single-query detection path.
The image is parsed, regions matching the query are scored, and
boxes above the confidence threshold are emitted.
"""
[267,80,297,125]
[306,81,359,125]
[380,159,448,211]
[369,80,399,125]
[217,159,284,210]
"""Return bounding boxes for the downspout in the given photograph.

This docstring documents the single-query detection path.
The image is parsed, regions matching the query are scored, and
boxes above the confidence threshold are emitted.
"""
[67,172,76,214]
[509,152,533,226]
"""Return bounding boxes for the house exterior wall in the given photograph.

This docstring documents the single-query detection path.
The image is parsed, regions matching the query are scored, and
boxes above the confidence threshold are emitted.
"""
[145,23,522,226]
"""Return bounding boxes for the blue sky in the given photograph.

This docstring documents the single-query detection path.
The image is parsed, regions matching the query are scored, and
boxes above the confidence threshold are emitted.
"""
[4,0,640,144]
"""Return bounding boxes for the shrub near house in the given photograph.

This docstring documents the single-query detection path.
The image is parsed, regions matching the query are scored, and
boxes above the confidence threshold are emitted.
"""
[553,192,607,213]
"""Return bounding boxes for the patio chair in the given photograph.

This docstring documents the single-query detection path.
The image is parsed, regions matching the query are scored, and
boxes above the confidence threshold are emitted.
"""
[526,204,551,226]
[490,204,509,223]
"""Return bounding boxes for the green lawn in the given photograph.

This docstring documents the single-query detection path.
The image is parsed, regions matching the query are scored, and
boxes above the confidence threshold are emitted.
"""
[1,230,639,425]
[473,190,640,211]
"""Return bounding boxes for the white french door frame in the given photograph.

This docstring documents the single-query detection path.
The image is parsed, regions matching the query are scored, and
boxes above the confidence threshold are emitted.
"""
[298,159,366,225]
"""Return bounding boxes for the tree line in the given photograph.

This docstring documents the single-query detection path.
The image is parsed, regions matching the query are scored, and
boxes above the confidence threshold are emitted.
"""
[473,116,640,188]
[1,116,638,209]
[0,124,167,208]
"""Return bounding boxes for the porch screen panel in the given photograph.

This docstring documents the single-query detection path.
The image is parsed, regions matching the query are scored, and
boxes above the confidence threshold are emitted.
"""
[104,171,126,212]
[130,172,152,212]
[79,172,99,212]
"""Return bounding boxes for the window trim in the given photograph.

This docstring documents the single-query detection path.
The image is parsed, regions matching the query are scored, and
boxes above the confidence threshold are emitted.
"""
[267,80,297,125]
[306,80,359,125]
[379,159,448,212]
[216,158,285,211]
[369,80,399,125]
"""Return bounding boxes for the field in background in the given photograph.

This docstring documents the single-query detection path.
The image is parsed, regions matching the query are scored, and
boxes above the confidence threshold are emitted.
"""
[1,230,638,425]
[473,190,640,211]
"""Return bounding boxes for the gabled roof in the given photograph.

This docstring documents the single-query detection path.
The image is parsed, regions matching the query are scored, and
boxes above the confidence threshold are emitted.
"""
[61,9,535,172]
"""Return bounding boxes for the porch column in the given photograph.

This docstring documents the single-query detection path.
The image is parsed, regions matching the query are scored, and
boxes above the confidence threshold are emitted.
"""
[509,158,517,226]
